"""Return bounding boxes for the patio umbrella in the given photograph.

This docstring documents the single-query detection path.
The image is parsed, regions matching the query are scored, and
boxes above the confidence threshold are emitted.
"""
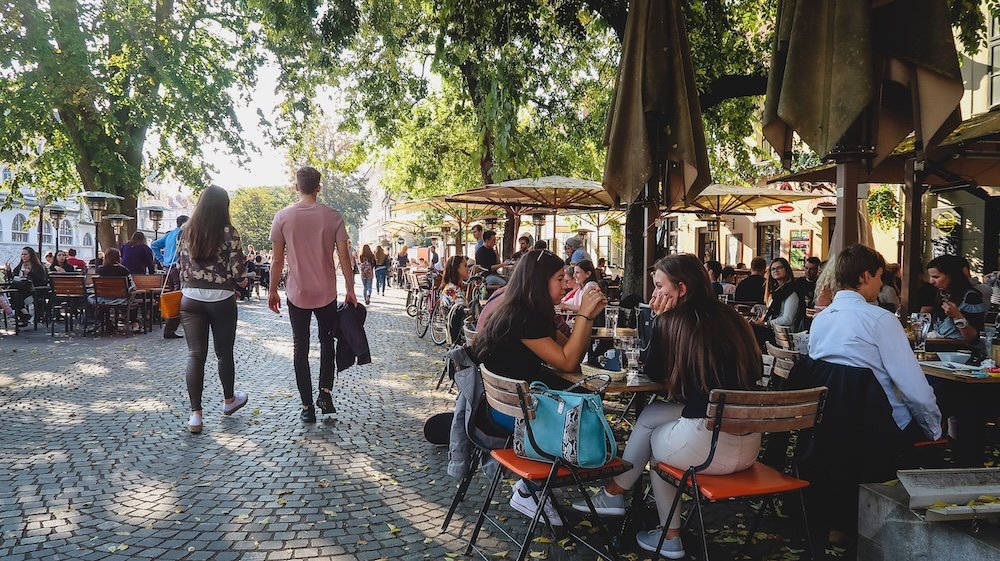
[391,197,503,255]
[603,0,711,207]
[762,0,963,250]
[445,176,615,251]
[667,185,829,259]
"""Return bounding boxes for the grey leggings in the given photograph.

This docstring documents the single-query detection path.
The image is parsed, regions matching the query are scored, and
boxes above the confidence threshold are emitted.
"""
[181,295,238,411]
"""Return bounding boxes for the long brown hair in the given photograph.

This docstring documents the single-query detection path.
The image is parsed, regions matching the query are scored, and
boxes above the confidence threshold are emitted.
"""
[763,257,794,303]
[443,255,467,286]
[360,244,375,264]
[375,245,387,264]
[127,230,146,247]
[651,254,761,397]
[183,185,232,261]
[474,250,564,361]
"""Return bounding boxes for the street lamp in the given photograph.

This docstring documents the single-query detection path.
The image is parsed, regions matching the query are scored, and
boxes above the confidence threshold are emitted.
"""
[77,191,124,264]
[48,204,67,255]
[139,205,168,239]
[482,215,498,230]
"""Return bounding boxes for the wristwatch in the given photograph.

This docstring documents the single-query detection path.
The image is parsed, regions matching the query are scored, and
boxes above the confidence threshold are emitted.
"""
[954,317,969,329]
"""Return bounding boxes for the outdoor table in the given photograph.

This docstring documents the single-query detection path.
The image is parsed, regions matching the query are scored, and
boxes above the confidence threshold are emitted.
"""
[926,338,978,353]
[555,365,668,394]
[921,362,1000,468]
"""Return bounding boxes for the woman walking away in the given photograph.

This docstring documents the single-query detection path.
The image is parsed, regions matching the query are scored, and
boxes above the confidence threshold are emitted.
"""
[359,244,376,305]
[177,185,250,434]
[572,254,761,559]
[374,246,390,296]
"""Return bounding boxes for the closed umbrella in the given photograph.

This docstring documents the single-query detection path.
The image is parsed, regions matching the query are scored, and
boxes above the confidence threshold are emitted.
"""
[763,0,963,252]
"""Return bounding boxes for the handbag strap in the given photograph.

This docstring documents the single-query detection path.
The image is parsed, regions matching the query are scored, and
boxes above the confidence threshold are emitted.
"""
[565,374,612,394]
[160,263,174,296]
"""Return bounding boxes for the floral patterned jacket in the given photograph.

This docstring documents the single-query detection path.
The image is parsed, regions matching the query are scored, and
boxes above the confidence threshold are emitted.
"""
[177,225,247,290]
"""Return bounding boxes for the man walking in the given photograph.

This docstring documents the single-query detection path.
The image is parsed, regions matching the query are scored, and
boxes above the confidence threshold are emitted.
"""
[151,215,189,339]
[269,166,357,423]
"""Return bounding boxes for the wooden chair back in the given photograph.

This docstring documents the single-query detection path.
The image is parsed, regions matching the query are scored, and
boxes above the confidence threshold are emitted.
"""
[771,357,797,382]
[463,324,477,345]
[93,276,130,299]
[706,387,826,434]
[773,324,795,350]
[51,275,87,298]
[761,354,775,379]
[132,273,165,291]
[480,365,533,421]
[765,341,798,360]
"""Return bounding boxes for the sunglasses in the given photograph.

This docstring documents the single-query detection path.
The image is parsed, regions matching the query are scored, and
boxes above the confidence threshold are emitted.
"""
[535,249,559,262]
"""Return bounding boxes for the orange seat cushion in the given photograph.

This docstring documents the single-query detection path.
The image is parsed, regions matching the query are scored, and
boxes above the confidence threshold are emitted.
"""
[491,449,628,481]
[912,437,948,448]
[657,461,809,501]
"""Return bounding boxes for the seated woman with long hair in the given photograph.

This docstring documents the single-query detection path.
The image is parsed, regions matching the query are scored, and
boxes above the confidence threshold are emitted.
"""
[921,254,987,343]
[559,259,601,313]
[474,249,607,526]
[572,253,761,559]
[441,255,470,343]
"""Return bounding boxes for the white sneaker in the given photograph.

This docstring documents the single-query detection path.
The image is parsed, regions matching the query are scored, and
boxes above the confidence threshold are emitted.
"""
[188,413,203,434]
[508,480,564,526]
[223,391,248,415]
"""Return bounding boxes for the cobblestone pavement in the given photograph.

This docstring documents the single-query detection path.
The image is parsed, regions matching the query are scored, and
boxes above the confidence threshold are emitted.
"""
[0,285,808,561]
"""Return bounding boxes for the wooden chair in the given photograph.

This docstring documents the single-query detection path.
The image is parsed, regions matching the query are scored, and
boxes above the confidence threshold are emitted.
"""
[650,387,828,561]
[462,324,477,345]
[49,275,88,336]
[92,276,143,336]
[773,324,795,350]
[765,341,798,361]
[132,273,165,331]
[466,366,631,561]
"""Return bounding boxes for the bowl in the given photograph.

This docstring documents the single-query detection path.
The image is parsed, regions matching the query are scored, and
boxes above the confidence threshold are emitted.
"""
[937,352,971,364]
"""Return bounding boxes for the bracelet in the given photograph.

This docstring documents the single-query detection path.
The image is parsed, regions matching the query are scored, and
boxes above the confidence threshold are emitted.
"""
[576,313,594,321]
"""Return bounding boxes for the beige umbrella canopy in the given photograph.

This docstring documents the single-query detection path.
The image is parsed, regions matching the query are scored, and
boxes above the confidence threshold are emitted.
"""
[666,184,830,215]
[445,176,614,212]
[763,0,963,168]
[603,0,711,207]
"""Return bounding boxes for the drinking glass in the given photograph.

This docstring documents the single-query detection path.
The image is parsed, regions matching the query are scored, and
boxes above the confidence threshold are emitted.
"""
[910,313,931,352]
[718,293,730,304]
[606,306,620,334]
[750,304,768,322]
[624,348,640,381]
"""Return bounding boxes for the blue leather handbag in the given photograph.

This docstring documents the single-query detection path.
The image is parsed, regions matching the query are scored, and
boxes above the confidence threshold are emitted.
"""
[513,379,617,469]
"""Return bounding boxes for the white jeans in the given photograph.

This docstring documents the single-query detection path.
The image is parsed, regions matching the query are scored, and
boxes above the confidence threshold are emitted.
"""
[651,416,760,528]
[612,401,760,529]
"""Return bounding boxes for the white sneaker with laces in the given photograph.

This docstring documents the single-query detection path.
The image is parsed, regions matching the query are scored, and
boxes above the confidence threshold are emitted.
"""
[508,479,564,526]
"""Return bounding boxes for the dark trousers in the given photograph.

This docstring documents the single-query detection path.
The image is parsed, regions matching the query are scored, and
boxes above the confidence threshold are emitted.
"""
[163,266,181,336]
[10,280,34,316]
[288,299,339,407]
[181,295,238,411]
[375,269,387,293]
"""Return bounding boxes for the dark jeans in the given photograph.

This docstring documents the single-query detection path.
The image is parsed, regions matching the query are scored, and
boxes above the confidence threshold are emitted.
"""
[375,269,387,293]
[362,277,373,299]
[10,280,35,316]
[181,295,238,411]
[288,298,339,407]
[163,266,181,336]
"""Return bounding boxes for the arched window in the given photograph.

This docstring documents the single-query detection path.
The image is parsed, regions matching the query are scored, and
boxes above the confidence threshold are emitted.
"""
[59,221,73,246]
[83,232,93,248]
[11,214,28,243]
[41,221,53,244]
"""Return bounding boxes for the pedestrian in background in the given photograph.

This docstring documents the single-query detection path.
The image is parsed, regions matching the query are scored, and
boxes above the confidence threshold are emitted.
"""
[374,246,390,296]
[359,244,376,306]
[152,215,189,339]
[177,186,249,434]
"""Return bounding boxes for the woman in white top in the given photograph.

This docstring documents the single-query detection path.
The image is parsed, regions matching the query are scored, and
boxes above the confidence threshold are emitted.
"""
[560,259,601,313]
[752,257,803,330]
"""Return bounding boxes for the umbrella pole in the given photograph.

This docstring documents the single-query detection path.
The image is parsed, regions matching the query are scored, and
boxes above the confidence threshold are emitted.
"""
[715,214,722,262]
[833,160,860,250]
[900,158,924,317]
[552,212,557,255]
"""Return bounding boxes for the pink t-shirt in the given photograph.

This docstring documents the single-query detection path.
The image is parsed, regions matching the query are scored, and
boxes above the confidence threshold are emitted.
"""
[270,202,349,309]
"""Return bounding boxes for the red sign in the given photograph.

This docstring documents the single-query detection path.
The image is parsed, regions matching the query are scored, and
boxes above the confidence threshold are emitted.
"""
[775,204,795,213]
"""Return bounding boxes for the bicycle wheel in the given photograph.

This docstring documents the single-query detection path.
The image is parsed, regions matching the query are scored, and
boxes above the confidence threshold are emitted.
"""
[416,295,430,338]
[430,303,449,346]
[406,288,418,317]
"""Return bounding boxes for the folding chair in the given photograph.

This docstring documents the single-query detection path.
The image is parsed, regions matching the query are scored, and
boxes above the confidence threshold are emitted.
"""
[467,366,631,561]
[772,324,795,350]
[650,387,828,561]
[765,341,798,361]
[49,275,88,336]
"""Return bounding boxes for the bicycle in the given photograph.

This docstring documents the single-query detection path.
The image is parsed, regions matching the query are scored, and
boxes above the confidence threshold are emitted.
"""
[415,270,441,339]
[404,269,420,317]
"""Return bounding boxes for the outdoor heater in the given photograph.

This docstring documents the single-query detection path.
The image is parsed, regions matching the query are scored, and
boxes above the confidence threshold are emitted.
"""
[140,205,168,239]
[439,224,452,261]
[48,204,66,254]
[77,191,124,264]
[531,212,548,245]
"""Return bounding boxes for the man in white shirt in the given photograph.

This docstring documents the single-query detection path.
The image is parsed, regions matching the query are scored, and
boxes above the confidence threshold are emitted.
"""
[809,244,942,441]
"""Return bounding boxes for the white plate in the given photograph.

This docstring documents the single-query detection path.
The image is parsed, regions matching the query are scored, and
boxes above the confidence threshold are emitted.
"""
[919,360,980,372]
